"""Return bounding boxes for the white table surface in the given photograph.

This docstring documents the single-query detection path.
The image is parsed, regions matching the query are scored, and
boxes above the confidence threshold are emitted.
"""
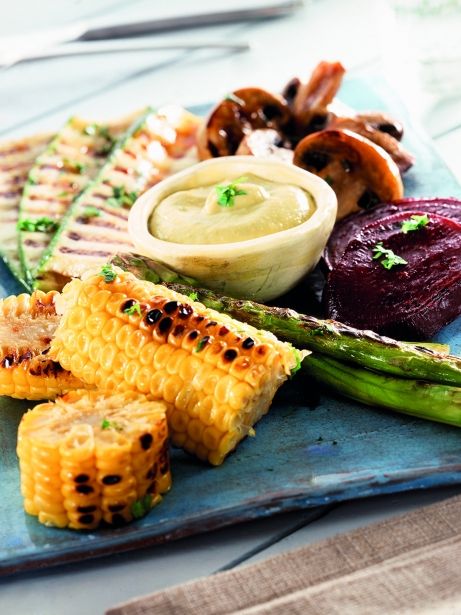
[1,1,461,613]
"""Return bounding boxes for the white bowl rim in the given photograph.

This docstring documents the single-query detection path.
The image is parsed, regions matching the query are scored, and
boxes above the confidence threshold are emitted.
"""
[128,156,337,258]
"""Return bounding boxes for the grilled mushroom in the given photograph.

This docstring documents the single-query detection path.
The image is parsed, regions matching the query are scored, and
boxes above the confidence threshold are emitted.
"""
[356,112,404,141]
[290,61,345,135]
[197,88,292,160]
[328,116,415,173]
[293,129,404,220]
[235,129,294,162]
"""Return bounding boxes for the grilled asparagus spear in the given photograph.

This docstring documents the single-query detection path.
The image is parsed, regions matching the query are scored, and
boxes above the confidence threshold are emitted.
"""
[303,355,461,427]
[112,253,461,387]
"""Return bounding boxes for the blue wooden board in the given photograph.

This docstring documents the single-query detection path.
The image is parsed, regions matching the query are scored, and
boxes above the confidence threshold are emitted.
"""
[1,75,461,576]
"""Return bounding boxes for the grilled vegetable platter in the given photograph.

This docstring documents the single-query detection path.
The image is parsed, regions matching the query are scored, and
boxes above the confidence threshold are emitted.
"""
[1,61,461,571]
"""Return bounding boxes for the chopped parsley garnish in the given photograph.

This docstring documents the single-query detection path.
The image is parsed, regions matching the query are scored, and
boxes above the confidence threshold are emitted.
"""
[83,123,110,139]
[101,418,123,431]
[124,302,142,316]
[195,337,209,353]
[82,206,101,218]
[100,264,117,282]
[17,217,58,233]
[107,186,138,209]
[225,92,245,106]
[27,176,37,186]
[58,191,70,198]
[216,177,247,207]
[401,213,430,234]
[131,494,153,519]
[288,344,303,377]
[187,291,199,302]
[372,242,408,270]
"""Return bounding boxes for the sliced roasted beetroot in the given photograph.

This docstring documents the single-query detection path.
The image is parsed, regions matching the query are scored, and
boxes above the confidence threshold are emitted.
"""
[324,197,461,270]
[324,211,461,340]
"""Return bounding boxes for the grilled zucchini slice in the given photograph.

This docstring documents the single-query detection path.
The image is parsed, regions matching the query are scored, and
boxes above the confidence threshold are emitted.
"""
[0,133,51,286]
[34,106,200,291]
[18,113,140,289]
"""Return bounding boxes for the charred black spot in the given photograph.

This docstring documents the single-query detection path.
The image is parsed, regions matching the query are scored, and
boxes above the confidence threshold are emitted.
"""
[18,350,33,363]
[76,484,94,494]
[178,304,193,319]
[282,78,299,104]
[256,346,267,356]
[341,159,354,173]
[111,513,127,526]
[219,326,230,336]
[78,514,94,525]
[163,301,178,315]
[121,299,136,312]
[158,317,173,335]
[208,140,219,157]
[145,309,162,325]
[194,315,205,324]
[147,481,157,493]
[74,473,89,483]
[77,505,96,513]
[242,337,255,349]
[301,150,330,171]
[68,231,81,241]
[146,462,158,480]
[223,348,238,362]
[306,114,328,133]
[357,189,381,210]
[262,104,282,121]
[206,321,217,328]
[140,433,153,450]
[173,324,185,336]
[1,355,14,368]
[377,122,402,140]
[102,475,121,486]
[188,330,199,341]
[108,503,126,513]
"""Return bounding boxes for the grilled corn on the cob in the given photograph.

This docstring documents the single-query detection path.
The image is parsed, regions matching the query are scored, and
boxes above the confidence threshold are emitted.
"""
[51,268,304,465]
[17,389,170,529]
[0,290,85,399]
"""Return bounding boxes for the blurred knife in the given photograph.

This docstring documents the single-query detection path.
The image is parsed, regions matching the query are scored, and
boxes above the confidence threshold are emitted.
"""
[77,0,303,40]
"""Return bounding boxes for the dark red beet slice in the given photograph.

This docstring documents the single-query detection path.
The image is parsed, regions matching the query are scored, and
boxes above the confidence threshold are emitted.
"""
[324,197,461,270]
[324,211,461,340]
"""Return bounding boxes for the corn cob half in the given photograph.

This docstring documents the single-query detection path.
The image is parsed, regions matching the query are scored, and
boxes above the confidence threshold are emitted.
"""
[51,268,304,465]
[17,390,170,529]
[0,290,86,399]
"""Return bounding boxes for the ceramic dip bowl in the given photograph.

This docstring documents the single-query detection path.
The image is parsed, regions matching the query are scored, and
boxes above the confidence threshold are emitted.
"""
[128,156,337,301]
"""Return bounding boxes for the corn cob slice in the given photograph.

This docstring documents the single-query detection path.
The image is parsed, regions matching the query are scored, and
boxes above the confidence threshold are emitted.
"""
[0,290,86,399]
[34,106,201,292]
[0,133,52,285]
[18,113,141,289]
[51,268,304,465]
[17,389,170,530]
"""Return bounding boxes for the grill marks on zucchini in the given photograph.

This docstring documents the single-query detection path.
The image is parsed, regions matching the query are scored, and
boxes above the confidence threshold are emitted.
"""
[34,107,201,291]
[0,134,51,285]
[18,115,137,288]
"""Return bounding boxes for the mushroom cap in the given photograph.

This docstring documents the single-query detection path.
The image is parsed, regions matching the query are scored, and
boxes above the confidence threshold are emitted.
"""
[197,87,292,160]
[293,129,404,220]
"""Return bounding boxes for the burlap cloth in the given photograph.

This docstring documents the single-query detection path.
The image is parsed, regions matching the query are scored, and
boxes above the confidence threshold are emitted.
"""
[106,493,461,615]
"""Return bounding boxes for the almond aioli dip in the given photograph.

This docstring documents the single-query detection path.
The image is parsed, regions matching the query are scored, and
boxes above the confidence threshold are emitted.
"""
[149,173,316,244]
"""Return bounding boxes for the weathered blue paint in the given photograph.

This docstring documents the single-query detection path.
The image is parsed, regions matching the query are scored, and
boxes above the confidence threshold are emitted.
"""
[1,75,460,575]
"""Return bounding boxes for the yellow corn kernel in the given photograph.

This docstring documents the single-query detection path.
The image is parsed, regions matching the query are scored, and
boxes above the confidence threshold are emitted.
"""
[17,390,171,530]
[0,290,88,400]
[51,270,304,465]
